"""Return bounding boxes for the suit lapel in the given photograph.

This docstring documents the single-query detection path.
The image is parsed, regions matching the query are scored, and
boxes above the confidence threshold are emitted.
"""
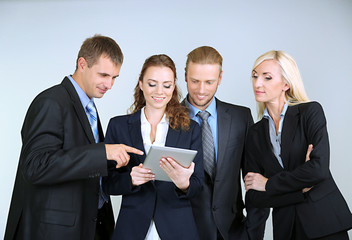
[61,77,95,144]
[128,111,146,163]
[216,99,231,173]
[281,106,299,169]
[165,127,180,148]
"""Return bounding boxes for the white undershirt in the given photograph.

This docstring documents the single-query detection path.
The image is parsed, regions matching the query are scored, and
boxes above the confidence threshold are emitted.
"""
[140,107,169,240]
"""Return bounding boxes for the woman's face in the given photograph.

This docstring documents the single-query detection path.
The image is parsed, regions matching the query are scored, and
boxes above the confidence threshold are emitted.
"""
[252,60,289,105]
[139,66,175,111]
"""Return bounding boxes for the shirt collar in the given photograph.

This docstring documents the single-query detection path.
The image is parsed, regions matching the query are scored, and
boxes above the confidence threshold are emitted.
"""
[263,102,289,120]
[67,75,92,108]
[185,95,217,118]
[141,107,168,125]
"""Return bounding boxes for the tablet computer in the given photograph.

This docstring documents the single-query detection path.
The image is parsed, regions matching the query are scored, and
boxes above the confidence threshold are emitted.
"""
[143,145,198,182]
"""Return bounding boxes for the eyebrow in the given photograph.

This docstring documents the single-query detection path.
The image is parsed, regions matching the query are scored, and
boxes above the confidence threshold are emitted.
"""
[189,77,217,82]
[147,79,173,84]
[98,72,119,78]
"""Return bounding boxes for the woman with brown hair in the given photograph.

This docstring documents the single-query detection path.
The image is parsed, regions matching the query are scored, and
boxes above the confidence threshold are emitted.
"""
[103,54,204,240]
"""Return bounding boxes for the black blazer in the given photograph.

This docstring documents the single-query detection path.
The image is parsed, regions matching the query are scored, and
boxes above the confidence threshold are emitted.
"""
[103,110,204,240]
[4,77,114,240]
[189,98,268,240]
[245,101,352,239]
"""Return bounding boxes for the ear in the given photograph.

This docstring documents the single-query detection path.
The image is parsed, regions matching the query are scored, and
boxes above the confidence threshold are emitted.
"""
[283,82,290,92]
[184,67,188,83]
[139,80,143,91]
[218,70,223,86]
[77,57,87,72]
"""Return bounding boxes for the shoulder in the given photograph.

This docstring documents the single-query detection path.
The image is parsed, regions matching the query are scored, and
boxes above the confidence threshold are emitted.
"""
[290,101,325,120]
[216,99,252,122]
[108,112,139,127]
[216,98,251,113]
[28,84,69,112]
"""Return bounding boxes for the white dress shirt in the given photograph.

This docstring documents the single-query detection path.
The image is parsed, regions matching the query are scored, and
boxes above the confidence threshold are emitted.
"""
[140,107,169,240]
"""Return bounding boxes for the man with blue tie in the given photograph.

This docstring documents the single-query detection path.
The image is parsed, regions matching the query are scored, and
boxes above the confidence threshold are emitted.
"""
[4,35,143,240]
[184,46,269,240]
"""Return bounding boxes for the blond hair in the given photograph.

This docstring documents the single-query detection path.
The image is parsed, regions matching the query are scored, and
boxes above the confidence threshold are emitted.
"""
[186,46,222,73]
[252,50,309,118]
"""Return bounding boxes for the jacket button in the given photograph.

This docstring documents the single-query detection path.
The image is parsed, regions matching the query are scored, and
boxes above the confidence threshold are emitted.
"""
[93,217,97,222]
[212,206,217,211]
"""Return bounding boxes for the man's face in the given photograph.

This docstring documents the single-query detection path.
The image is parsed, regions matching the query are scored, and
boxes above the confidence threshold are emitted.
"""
[80,55,121,99]
[185,62,222,111]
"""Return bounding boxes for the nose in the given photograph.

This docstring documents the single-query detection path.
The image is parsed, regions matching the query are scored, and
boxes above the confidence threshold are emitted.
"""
[253,77,263,89]
[104,78,114,90]
[156,84,163,94]
[199,82,206,93]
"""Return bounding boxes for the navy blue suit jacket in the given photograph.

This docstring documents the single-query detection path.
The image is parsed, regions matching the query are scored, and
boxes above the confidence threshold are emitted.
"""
[103,110,204,240]
[245,102,352,239]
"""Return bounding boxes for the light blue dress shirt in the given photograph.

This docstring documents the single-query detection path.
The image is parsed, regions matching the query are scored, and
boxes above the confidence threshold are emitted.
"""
[263,103,288,168]
[68,75,94,122]
[67,75,108,206]
[185,97,218,161]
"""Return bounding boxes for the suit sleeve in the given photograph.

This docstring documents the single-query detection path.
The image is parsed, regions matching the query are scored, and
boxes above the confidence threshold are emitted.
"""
[20,95,107,185]
[244,126,305,208]
[265,102,330,195]
[242,109,271,239]
[177,122,204,199]
[102,118,137,196]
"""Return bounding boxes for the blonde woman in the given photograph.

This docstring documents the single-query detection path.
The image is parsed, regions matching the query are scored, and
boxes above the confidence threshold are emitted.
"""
[244,50,352,240]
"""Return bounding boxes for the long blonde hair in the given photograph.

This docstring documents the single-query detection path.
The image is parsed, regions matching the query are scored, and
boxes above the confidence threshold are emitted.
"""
[252,50,309,118]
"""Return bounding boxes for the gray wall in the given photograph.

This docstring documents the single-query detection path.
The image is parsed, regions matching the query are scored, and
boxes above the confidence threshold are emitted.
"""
[1,0,351,238]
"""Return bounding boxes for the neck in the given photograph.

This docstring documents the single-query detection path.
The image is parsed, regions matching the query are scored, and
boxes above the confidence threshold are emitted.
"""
[265,98,286,121]
[144,106,166,125]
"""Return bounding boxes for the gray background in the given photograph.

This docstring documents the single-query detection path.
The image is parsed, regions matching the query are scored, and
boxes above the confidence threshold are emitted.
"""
[1,0,351,238]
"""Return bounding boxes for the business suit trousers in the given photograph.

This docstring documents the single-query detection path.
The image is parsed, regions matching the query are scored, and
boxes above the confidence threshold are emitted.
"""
[292,215,349,240]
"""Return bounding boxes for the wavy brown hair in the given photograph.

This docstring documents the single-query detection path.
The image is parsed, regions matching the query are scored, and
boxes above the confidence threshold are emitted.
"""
[129,54,190,130]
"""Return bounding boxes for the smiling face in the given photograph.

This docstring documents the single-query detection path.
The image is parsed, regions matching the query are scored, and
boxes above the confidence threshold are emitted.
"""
[139,66,175,112]
[252,60,289,105]
[77,55,121,99]
[185,62,222,111]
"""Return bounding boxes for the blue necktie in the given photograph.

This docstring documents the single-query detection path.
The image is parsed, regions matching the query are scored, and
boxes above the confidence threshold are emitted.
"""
[86,100,107,209]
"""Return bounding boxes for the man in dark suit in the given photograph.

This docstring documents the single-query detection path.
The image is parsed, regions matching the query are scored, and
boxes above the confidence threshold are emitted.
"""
[184,46,269,240]
[4,35,143,240]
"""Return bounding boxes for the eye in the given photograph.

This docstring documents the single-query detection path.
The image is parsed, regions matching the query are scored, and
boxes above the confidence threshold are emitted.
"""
[148,83,156,87]
[164,85,171,89]
[265,76,272,80]
[206,81,213,85]
[252,75,258,79]
[191,79,198,83]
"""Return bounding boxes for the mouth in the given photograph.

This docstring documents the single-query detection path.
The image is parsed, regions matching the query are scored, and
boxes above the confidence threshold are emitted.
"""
[152,96,166,102]
[195,94,207,100]
[255,91,264,95]
[98,88,107,94]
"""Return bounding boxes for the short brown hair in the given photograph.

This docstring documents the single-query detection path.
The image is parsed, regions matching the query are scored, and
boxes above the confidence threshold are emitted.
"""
[186,46,223,72]
[130,54,190,130]
[76,34,123,69]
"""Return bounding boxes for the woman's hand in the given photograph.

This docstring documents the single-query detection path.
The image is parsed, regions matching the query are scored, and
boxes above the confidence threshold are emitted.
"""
[303,144,314,193]
[130,163,155,186]
[160,157,194,192]
[244,172,268,192]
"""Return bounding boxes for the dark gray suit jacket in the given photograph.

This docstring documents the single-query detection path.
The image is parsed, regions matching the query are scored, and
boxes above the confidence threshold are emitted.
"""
[5,77,114,240]
[245,102,352,239]
[187,98,269,240]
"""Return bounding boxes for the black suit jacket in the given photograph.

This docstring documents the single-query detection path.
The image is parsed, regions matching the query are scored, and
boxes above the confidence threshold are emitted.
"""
[245,101,352,239]
[188,98,269,240]
[5,77,114,240]
[103,110,204,240]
